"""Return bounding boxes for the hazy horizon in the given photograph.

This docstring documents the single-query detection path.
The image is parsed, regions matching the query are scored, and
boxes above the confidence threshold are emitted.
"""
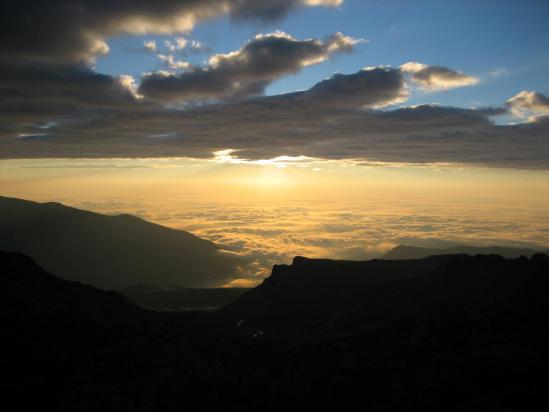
[3,157,548,286]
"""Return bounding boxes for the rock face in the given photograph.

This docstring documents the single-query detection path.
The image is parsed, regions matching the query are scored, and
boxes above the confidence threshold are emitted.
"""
[0,196,241,289]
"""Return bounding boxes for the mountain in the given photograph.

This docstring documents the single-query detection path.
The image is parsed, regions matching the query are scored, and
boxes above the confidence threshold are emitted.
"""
[0,196,242,289]
[0,250,225,410]
[222,254,549,409]
[0,250,152,372]
[225,253,549,338]
[121,284,249,311]
[0,250,147,328]
[382,244,543,260]
[223,255,459,335]
[3,250,549,411]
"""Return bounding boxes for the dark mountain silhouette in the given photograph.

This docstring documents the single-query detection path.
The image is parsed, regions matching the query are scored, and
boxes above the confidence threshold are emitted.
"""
[382,244,543,260]
[121,284,249,311]
[0,196,242,289]
[0,251,149,330]
[3,250,549,411]
[0,250,226,411]
[224,254,549,338]
[222,253,549,409]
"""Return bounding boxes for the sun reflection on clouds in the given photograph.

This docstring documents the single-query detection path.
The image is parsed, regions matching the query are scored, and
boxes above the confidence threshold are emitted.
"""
[213,149,317,168]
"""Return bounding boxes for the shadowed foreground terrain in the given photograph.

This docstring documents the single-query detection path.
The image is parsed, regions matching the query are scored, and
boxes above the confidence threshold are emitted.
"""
[2,250,549,411]
[121,284,249,311]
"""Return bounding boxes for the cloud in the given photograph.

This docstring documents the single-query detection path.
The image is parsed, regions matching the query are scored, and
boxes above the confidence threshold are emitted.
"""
[0,62,141,110]
[0,0,341,65]
[139,31,363,102]
[156,54,192,70]
[164,40,177,53]
[299,66,407,108]
[228,0,343,22]
[0,60,155,144]
[489,67,509,78]
[506,91,549,119]
[401,62,479,91]
[143,40,157,53]
[86,195,545,281]
[0,2,347,145]
[3,65,548,169]
[223,278,260,288]
[175,38,188,50]
[188,40,208,52]
[1,2,547,170]
[152,36,211,59]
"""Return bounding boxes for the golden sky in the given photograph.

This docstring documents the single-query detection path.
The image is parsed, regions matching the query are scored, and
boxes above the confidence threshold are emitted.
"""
[2,157,549,286]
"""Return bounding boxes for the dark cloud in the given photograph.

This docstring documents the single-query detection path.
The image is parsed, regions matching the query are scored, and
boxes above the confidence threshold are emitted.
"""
[0,63,139,108]
[0,0,340,65]
[0,1,343,125]
[2,64,548,169]
[229,0,342,22]
[139,32,361,102]
[0,62,147,139]
[299,66,407,108]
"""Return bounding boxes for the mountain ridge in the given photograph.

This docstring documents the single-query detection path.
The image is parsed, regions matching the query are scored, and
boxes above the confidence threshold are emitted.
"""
[382,244,545,260]
[224,252,549,338]
[0,196,242,289]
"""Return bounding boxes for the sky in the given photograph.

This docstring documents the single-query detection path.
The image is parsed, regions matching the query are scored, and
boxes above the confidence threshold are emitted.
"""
[95,0,549,110]
[1,0,549,286]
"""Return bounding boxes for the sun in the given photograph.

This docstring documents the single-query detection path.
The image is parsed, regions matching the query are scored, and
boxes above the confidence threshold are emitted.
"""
[248,167,293,188]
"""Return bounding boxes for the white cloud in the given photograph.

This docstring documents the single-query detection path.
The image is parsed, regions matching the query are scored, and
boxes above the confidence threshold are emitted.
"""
[143,40,157,52]
[175,37,188,49]
[156,54,191,70]
[507,90,549,119]
[489,67,509,78]
[401,62,479,91]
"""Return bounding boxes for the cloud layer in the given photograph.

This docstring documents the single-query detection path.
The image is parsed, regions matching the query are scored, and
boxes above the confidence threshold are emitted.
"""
[59,192,548,285]
[0,0,341,65]
[1,1,548,170]
[2,59,548,169]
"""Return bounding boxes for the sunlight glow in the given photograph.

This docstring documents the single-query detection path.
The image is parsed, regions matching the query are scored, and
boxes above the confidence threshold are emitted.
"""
[213,149,316,168]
